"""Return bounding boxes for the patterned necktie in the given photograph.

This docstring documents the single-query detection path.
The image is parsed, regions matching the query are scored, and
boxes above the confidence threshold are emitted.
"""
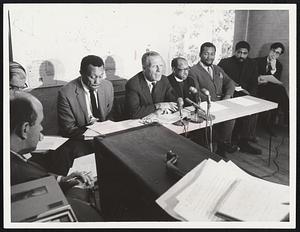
[89,89,99,118]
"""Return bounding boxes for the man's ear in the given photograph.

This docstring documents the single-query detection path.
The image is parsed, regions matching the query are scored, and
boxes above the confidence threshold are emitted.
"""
[19,122,30,139]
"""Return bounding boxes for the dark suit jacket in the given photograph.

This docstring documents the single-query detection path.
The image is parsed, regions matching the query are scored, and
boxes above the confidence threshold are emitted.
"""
[255,56,283,80]
[218,56,258,96]
[186,62,235,102]
[57,77,114,138]
[125,71,176,119]
[167,73,187,99]
[11,154,49,186]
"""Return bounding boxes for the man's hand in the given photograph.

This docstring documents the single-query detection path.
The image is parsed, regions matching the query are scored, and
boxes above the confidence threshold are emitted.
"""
[155,102,178,112]
[60,171,94,188]
[258,75,268,84]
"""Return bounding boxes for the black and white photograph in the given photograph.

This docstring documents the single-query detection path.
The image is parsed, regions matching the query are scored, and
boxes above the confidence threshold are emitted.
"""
[3,2,296,229]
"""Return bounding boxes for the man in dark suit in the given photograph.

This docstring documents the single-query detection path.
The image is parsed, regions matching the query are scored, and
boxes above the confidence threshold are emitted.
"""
[255,42,289,129]
[57,55,114,138]
[218,41,261,155]
[10,91,101,221]
[125,51,177,119]
[186,42,237,157]
[167,57,189,99]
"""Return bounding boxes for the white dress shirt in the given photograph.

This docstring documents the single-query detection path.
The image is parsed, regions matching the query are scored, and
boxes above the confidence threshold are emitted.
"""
[81,78,99,121]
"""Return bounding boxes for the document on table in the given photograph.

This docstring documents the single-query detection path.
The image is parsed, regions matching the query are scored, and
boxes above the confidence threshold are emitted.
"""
[227,96,259,106]
[34,136,68,152]
[200,101,227,113]
[68,153,97,179]
[86,120,142,135]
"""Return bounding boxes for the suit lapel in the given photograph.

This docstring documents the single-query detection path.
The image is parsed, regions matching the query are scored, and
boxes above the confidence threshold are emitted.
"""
[75,79,89,124]
[140,74,153,103]
[96,85,105,121]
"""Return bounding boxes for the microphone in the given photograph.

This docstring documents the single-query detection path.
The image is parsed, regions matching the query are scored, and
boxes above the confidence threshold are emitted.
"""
[185,98,206,114]
[177,97,184,119]
[189,86,201,104]
[201,88,211,105]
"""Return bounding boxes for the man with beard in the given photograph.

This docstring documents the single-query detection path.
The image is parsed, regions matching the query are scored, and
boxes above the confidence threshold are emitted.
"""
[125,51,177,119]
[185,42,237,158]
[218,41,262,155]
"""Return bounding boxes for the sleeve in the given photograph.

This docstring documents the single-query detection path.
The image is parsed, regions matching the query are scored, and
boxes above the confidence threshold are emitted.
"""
[219,67,235,97]
[273,61,283,80]
[185,72,207,103]
[57,90,86,138]
[125,81,156,119]
[106,82,115,121]
[248,60,259,96]
[164,79,177,102]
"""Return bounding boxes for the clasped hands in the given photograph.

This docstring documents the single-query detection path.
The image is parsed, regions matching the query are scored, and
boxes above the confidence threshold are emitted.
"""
[155,102,178,115]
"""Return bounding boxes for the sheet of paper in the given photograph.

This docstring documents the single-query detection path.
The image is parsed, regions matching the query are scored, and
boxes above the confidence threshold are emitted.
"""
[227,96,259,106]
[83,128,101,139]
[156,159,209,221]
[68,153,97,179]
[35,136,68,151]
[174,160,238,221]
[86,120,142,135]
[217,178,289,221]
[200,101,227,113]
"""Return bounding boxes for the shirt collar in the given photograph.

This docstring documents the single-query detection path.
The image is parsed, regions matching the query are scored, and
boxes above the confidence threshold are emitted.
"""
[174,75,184,83]
[200,61,212,70]
[143,73,156,86]
[11,150,28,162]
[80,77,97,93]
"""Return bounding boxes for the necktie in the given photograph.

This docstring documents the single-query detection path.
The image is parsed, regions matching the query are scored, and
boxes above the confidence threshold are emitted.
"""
[151,82,156,101]
[207,66,213,79]
[89,89,99,118]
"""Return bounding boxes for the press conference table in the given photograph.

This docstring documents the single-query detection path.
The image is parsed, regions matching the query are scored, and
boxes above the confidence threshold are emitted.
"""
[164,95,278,134]
[93,96,278,221]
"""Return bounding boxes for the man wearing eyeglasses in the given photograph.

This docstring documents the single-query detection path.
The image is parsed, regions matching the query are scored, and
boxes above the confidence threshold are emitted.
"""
[9,61,28,92]
[255,42,289,131]
[167,57,190,99]
[218,41,262,155]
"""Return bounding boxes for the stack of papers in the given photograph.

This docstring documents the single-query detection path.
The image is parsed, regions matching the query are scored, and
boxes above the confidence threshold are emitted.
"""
[83,120,142,140]
[34,136,68,152]
[156,159,289,222]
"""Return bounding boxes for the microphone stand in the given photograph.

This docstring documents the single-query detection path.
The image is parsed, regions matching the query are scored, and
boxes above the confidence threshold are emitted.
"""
[206,96,213,153]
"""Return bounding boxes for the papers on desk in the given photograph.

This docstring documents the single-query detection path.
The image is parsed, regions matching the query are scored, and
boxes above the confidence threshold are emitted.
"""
[84,120,142,140]
[34,136,68,152]
[68,153,97,180]
[200,101,227,113]
[227,96,259,107]
[156,159,289,221]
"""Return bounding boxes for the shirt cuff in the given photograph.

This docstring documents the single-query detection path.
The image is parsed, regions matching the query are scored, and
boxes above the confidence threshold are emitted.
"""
[56,175,63,183]
[270,68,276,74]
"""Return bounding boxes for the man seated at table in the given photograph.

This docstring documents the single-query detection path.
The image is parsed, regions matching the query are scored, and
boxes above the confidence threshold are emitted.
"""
[57,55,114,138]
[218,41,262,155]
[10,91,102,221]
[125,51,177,119]
[255,42,289,131]
[167,57,189,99]
[185,42,237,157]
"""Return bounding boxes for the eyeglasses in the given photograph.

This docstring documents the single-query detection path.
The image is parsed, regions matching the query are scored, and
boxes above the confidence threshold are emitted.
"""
[10,82,28,90]
[271,49,282,55]
[176,67,190,72]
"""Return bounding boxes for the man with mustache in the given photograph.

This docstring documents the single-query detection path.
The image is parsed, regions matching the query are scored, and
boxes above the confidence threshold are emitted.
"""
[218,41,262,155]
[185,42,237,158]
[57,55,114,138]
